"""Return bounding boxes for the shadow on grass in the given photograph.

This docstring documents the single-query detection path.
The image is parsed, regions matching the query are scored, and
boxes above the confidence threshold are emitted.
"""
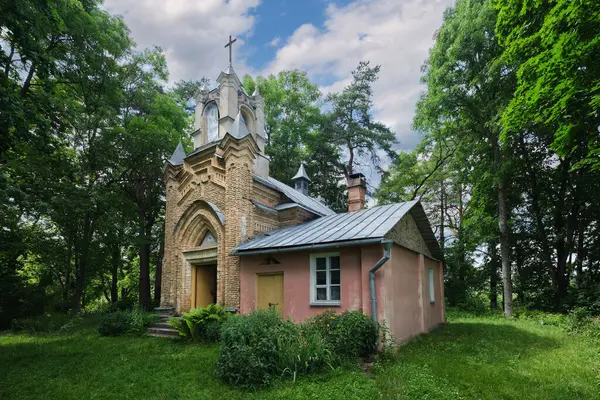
[0,332,227,400]
[422,321,560,359]
[383,322,594,400]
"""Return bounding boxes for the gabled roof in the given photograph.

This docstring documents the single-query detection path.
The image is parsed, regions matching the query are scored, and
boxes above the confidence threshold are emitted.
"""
[253,175,335,217]
[232,201,442,260]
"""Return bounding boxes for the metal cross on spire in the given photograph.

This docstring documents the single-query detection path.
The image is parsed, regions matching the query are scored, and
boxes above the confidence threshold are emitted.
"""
[224,35,237,66]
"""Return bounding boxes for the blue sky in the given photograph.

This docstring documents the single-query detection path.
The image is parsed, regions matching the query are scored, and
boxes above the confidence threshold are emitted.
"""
[104,0,453,157]
[246,0,352,75]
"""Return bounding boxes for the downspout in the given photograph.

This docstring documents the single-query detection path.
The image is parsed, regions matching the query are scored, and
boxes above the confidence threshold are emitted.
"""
[370,240,393,325]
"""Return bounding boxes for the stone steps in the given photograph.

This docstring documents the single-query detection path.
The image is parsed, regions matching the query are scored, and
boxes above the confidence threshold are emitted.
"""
[147,306,179,338]
[147,326,179,338]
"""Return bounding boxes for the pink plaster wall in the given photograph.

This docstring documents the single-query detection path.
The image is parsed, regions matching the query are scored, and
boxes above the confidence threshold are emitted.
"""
[384,245,423,343]
[422,256,444,330]
[359,244,388,322]
[239,247,364,322]
[239,242,445,345]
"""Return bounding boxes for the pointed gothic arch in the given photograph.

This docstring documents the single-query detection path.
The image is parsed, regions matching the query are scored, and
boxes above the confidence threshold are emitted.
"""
[239,104,256,137]
[172,200,226,309]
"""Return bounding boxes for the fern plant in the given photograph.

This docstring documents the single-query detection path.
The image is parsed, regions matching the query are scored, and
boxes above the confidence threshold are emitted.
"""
[168,304,229,342]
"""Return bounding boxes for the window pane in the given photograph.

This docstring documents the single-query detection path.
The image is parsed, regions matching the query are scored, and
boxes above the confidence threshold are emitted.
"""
[316,258,326,270]
[316,287,327,300]
[428,268,435,302]
[239,113,249,137]
[316,271,326,285]
[330,269,340,285]
[330,256,340,270]
[331,285,340,301]
[206,104,219,142]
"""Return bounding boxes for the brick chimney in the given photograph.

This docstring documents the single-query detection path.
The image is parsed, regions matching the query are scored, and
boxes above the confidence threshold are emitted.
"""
[347,173,366,212]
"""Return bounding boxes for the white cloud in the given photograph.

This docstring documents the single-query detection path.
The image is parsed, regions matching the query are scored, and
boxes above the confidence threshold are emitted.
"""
[104,0,260,83]
[268,36,281,47]
[266,0,454,152]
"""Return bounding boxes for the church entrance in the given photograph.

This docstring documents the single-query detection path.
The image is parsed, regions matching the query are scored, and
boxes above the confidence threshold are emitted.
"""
[193,264,217,308]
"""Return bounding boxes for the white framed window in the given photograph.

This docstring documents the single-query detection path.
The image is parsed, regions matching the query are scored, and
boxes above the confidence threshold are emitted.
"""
[428,268,435,304]
[310,253,341,306]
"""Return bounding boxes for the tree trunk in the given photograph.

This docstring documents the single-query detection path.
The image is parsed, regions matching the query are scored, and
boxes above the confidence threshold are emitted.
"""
[63,231,73,309]
[489,240,499,310]
[553,159,579,310]
[111,244,120,304]
[439,176,445,254]
[154,222,165,305]
[492,135,512,317]
[71,212,92,315]
[498,183,512,316]
[576,217,585,287]
[138,210,152,310]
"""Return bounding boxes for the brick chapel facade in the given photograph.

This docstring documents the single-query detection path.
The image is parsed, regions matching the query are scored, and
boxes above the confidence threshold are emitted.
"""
[161,65,335,313]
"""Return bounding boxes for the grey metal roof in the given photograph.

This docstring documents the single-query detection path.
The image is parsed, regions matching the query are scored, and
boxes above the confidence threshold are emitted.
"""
[168,142,186,165]
[232,201,443,258]
[254,175,335,217]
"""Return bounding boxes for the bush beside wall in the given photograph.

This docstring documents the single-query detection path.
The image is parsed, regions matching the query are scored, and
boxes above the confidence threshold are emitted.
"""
[97,310,158,337]
[216,310,335,388]
[216,309,379,388]
[168,304,230,342]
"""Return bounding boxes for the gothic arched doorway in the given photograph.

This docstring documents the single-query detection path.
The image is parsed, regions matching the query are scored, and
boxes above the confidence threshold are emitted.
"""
[173,200,225,311]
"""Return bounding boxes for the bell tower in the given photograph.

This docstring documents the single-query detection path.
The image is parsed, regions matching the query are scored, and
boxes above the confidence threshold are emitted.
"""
[190,36,269,176]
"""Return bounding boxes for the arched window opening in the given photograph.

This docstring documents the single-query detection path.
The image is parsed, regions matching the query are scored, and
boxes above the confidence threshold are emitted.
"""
[205,103,219,142]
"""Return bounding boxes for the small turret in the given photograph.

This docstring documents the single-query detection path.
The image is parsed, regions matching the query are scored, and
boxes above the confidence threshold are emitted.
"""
[168,142,186,165]
[292,163,310,195]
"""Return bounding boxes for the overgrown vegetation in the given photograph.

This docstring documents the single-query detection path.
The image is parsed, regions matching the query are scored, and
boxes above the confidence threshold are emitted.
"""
[302,310,379,359]
[11,312,82,334]
[1,312,598,399]
[168,304,230,342]
[216,310,334,388]
[215,310,379,388]
[97,310,158,337]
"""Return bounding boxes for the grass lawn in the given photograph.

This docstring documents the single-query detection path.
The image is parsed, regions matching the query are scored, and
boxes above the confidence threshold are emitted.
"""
[1,314,598,399]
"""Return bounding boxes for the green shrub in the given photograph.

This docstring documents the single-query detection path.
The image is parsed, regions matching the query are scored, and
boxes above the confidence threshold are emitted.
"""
[514,308,567,327]
[455,294,490,315]
[566,307,593,333]
[565,307,600,339]
[168,304,229,342]
[305,310,378,359]
[129,309,159,335]
[216,310,333,388]
[216,310,283,388]
[12,312,78,333]
[98,312,132,336]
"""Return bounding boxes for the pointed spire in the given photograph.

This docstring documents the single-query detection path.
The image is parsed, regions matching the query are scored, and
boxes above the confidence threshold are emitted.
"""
[292,162,311,181]
[292,162,310,195]
[168,142,186,165]
[201,80,210,92]
[252,86,260,97]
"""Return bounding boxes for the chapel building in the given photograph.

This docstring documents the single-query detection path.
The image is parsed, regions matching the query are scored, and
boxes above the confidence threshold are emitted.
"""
[162,52,445,344]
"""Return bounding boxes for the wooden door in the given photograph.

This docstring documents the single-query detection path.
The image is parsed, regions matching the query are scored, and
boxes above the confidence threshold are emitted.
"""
[256,273,283,315]
[195,265,215,308]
